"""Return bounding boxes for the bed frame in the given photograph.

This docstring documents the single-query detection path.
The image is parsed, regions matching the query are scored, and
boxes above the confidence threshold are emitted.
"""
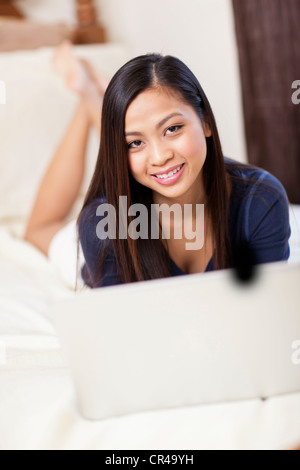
[0,0,23,18]
[0,0,106,51]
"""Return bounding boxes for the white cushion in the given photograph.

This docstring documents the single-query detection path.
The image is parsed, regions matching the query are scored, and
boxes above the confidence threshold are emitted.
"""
[0,43,129,225]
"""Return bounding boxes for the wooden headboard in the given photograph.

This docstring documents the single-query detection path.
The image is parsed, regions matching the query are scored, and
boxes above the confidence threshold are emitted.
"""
[0,0,106,52]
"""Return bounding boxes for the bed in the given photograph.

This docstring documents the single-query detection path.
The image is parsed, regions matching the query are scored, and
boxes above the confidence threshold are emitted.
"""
[0,44,300,450]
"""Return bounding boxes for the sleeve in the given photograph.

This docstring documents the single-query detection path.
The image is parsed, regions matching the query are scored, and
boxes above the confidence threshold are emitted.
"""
[246,172,291,264]
[78,198,122,288]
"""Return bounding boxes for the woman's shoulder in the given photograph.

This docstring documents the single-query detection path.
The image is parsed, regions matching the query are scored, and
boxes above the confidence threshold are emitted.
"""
[79,196,107,220]
[224,157,289,205]
[225,158,290,260]
[78,196,108,229]
[78,197,121,287]
[77,196,111,253]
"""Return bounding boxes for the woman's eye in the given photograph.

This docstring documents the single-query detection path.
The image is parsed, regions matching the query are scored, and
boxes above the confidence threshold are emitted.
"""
[165,125,183,135]
[128,140,143,149]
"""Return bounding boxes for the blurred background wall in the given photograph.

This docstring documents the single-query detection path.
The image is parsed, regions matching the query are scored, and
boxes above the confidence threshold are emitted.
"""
[10,0,300,202]
[14,0,247,165]
[232,0,300,204]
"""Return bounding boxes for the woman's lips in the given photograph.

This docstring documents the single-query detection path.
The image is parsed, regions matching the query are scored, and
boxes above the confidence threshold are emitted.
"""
[151,163,185,186]
[152,163,184,176]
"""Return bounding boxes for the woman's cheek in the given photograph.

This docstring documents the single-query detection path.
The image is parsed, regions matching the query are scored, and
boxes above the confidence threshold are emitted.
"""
[175,133,199,160]
[180,130,207,163]
[128,155,147,182]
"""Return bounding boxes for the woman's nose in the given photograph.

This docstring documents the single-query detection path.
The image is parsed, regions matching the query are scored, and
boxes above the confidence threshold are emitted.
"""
[149,141,173,166]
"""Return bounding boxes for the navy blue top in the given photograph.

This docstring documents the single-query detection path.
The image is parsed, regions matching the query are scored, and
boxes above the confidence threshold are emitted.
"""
[78,159,291,288]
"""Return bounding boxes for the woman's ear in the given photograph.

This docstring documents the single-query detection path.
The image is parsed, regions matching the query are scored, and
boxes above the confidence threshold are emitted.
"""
[202,120,212,138]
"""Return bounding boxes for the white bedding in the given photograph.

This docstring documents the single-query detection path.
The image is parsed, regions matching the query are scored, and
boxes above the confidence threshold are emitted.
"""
[0,223,300,450]
[0,45,300,450]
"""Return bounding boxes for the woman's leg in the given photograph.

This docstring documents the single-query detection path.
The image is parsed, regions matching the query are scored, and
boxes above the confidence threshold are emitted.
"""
[24,43,108,256]
[52,40,109,131]
[24,100,91,256]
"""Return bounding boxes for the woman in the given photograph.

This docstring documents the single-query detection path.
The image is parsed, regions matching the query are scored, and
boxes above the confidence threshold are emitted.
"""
[25,47,291,289]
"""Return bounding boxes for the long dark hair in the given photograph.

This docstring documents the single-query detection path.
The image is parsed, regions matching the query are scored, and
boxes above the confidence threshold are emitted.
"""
[77,53,233,287]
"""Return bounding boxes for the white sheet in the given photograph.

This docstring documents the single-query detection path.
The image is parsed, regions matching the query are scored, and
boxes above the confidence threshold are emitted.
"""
[0,224,300,450]
[1,43,299,450]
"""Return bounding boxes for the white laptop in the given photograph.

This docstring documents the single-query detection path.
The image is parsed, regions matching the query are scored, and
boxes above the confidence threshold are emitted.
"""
[51,261,300,421]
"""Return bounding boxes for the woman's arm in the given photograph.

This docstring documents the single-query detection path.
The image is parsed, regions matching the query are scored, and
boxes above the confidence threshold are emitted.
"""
[24,101,90,256]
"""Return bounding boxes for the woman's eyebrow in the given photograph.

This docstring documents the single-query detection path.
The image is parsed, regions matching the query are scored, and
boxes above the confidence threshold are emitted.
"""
[125,112,184,137]
[125,130,143,137]
[157,112,183,129]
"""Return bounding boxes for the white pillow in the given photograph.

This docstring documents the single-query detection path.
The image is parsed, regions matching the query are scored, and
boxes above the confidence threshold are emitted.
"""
[0,43,129,225]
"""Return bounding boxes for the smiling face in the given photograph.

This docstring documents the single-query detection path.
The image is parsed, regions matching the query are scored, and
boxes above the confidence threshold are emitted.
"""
[125,87,211,205]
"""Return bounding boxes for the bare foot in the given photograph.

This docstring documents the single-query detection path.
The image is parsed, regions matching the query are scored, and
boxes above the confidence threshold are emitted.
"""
[52,40,109,132]
[80,58,110,96]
